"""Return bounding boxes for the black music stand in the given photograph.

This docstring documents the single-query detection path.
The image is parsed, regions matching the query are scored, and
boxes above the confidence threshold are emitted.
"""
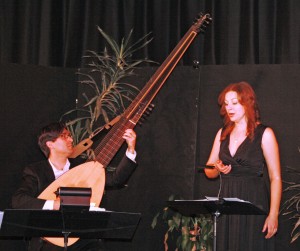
[0,209,141,251]
[168,198,267,251]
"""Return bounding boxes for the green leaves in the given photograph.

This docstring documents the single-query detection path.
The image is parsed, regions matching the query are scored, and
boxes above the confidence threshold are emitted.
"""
[61,28,153,153]
[152,195,213,251]
[281,165,300,243]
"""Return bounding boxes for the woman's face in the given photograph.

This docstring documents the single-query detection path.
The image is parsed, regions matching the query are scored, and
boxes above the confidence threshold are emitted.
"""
[224,91,246,123]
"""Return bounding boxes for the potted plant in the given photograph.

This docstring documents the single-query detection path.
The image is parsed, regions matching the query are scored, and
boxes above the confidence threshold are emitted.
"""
[61,27,154,159]
[281,162,300,243]
[152,195,213,251]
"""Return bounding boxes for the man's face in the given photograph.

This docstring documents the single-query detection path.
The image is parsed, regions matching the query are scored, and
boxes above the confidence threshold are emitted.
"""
[48,129,74,157]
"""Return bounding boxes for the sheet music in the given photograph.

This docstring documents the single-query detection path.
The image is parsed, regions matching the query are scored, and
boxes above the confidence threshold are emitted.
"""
[174,197,251,203]
[0,211,3,228]
[205,197,251,203]
[89,203,106,211]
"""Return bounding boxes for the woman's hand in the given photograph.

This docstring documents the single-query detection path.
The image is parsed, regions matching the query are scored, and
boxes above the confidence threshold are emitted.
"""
[262,214,278,239]
[215,160,232,174]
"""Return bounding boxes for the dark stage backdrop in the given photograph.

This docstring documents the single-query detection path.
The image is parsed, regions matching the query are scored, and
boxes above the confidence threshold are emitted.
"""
[0,64,299,250]
[1,0,300,68]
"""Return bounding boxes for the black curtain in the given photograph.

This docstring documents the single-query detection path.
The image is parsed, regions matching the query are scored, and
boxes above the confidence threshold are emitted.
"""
[1,0,300,68]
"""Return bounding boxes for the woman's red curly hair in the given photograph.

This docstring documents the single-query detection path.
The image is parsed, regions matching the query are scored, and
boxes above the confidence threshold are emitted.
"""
[218,81,261,141]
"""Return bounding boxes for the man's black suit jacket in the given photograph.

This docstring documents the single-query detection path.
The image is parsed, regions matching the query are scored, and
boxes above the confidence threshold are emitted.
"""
[11,156,137,209]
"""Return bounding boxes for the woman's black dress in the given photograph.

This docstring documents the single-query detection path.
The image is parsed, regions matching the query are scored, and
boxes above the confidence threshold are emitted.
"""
[217,124,275,251]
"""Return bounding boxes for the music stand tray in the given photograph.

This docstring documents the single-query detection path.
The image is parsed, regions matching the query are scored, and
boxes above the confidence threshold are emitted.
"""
[168,198,267,251]
[168,197,267,216]
[0,209,141,240]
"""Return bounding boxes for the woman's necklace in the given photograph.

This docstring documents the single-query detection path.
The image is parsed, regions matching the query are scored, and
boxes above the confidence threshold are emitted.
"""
[232,128,247,144]
[230,130,246,156]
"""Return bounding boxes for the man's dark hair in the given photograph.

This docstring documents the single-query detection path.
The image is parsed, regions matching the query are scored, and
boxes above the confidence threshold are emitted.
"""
[38,122,66,157]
